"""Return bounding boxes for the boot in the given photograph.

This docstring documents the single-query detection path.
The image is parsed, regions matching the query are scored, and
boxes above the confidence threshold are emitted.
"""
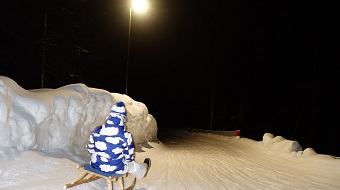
[143,158,151,177]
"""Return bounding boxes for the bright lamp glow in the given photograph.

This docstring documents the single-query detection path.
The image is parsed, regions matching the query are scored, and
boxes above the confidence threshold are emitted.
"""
[131,0,148,13]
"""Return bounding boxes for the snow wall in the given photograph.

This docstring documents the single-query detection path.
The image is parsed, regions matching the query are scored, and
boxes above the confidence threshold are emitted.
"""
[0,76,158,155]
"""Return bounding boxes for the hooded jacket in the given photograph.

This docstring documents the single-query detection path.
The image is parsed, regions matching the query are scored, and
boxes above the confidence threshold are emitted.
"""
[87,101,134,175]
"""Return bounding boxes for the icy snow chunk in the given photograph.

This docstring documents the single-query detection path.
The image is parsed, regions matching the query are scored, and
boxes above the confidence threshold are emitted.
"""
[262,133,274,146]
[289,141,303,152]
[303,148,317,156]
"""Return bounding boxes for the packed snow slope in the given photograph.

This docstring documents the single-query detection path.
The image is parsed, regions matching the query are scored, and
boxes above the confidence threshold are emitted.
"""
[153,129,340,190]
[0,128,340,190]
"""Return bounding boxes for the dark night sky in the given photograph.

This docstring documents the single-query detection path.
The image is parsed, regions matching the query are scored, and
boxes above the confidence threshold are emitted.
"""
[1,0,340,156]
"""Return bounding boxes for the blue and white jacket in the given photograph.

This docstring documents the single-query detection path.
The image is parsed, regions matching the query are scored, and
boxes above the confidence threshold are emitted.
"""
[87,101,134,175]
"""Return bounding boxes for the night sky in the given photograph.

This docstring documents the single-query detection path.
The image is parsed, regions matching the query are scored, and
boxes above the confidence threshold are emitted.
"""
[1,0,340,156]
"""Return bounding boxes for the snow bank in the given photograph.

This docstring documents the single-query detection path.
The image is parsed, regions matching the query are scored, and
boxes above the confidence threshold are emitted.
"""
[262,133,303,156]
[0,76,157,158]
[110,93,158,144]
[262,133,338,160]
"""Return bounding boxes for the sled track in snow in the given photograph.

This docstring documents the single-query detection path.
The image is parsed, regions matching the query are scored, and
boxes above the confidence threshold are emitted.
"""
[155,129,340,190]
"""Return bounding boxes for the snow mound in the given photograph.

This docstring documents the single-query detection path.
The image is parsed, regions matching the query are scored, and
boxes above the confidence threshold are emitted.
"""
[0,76,157,157]
[262,133,304,156]
[261,133,338,159]
[111,93,158,144]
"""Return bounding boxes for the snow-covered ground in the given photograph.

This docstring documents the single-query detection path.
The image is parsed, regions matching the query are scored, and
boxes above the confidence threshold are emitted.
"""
[1,129,340,190]
[1,76,340,190]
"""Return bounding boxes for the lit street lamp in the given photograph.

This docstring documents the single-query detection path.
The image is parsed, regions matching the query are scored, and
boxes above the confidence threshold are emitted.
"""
[125,0,148,94]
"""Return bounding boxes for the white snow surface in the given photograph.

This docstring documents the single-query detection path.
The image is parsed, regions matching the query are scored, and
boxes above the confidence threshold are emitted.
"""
[1,76,340,190]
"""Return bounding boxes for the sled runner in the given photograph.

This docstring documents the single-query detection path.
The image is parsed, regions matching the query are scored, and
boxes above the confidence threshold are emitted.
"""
[64,164,136,190]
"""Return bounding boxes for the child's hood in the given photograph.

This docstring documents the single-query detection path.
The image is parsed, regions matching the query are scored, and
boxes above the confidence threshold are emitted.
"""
[101,101,127,135]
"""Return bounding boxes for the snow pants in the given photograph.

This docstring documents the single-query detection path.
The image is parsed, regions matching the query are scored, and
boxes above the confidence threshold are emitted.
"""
[127,161,148,180]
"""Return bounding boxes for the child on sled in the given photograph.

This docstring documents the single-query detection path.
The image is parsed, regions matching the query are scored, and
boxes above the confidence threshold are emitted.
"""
[86,101,151,180]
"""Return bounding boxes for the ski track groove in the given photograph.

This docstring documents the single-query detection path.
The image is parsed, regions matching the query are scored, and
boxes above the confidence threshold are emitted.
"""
[158,130,340,190]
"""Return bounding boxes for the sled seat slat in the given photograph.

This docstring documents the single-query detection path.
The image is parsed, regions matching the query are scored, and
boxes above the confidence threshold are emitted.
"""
[64,164,136,190]
[83,164,123,178]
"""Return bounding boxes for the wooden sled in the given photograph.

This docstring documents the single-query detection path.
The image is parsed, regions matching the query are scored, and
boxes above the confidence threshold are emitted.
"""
[64,164,136,190]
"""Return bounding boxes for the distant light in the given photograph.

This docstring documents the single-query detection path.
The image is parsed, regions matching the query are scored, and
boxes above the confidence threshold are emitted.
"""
[131,0,148,13]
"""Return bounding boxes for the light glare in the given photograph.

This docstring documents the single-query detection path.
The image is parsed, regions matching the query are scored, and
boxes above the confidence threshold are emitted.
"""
[132,0,148,13]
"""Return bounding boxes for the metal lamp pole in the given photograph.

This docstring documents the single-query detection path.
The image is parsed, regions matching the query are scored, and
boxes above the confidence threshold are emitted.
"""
[126,7,132,95]
[125,0,147,95]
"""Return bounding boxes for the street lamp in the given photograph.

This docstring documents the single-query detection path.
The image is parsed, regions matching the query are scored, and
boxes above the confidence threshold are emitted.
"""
[125,0,148,94]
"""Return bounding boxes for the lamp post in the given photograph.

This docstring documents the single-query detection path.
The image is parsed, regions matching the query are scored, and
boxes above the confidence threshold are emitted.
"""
[126,7,132,95]
[125,0,148,94]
